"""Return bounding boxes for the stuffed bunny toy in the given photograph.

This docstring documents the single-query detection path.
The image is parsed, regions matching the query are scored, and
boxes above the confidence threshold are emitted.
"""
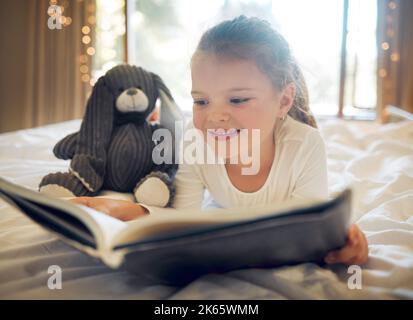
[39,64,184,207]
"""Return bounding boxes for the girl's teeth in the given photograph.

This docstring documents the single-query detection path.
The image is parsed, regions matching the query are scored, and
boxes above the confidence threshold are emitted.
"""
[208,128,240,137]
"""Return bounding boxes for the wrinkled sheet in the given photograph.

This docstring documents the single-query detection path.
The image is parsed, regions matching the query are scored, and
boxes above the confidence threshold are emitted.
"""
[0,118,412,299]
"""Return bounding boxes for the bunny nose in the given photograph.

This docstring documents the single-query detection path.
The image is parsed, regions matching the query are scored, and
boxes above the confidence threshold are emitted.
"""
[126,88,138,95]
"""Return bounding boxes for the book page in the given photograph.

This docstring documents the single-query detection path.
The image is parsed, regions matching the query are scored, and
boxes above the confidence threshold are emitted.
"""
[0,177,127,252]
[76,205,128,251]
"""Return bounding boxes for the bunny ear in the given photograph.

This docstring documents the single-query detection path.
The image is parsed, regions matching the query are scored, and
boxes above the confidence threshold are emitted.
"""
[70,76,114,192]
[75,76,114,154]
[151,73,185,142]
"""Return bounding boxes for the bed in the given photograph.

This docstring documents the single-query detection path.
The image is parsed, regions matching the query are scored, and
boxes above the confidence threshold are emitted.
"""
[0,117,412,299]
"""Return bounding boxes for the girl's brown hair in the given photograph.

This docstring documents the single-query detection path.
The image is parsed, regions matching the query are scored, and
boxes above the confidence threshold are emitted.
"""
[193,15,317,128]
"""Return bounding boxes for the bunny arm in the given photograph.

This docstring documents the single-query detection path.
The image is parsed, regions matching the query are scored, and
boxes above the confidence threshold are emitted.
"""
[69,77,114,193]
[53,132,79,160]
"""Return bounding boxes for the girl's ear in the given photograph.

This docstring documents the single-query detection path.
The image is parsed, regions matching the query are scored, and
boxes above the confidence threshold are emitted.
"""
[278,83,296,117]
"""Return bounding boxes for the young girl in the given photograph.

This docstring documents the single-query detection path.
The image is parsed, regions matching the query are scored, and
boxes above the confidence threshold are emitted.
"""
[71,16,368,266]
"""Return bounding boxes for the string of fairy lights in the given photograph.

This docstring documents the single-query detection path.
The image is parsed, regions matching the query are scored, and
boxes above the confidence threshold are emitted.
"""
[47,0,72,27]
[47,0,96,87]
[378,0,400,80]
[80,2,96,86]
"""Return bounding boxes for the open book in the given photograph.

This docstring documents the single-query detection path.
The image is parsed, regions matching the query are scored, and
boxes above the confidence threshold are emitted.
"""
[0,177,352,285]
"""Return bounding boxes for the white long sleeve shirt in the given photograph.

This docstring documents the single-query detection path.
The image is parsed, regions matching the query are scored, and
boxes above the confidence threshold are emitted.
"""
[134,114,328,214]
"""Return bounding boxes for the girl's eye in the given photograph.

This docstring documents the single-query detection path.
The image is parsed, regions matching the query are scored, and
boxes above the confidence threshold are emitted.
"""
[230,98,251,105]
[193,99,208,106]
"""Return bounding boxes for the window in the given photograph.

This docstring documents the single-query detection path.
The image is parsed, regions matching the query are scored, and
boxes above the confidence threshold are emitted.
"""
[94,0,378,119]
[344,0,377,116]
[92,0,125,84]
[271,0,344,116]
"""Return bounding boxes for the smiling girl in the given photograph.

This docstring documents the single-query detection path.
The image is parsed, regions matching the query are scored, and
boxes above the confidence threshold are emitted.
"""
[71,16,368,266]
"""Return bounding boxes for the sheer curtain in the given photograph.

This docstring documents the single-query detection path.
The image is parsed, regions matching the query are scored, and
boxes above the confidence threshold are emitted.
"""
[377,0,413,122]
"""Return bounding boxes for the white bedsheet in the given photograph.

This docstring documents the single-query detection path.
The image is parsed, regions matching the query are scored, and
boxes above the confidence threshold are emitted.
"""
[0,118,412,299]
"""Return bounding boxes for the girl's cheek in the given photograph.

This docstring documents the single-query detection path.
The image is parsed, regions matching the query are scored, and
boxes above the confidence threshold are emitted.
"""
[192,111,204,131]
[235,112,258,130]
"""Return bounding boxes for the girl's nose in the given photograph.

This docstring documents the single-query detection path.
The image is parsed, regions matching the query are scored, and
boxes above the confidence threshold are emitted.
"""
[208,108,231,123]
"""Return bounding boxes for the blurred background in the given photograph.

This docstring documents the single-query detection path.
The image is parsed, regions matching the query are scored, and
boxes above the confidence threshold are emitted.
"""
[0,0,412,133]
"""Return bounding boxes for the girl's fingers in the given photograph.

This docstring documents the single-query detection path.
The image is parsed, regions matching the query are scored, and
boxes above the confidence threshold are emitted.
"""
[92,205,111,215]
[347,225,369,264]
[69,197,90,206]
[351,232,369,265]
[348,224,360,246]
[325,245,358,264]
[348,249,368,265]
[324,224,364,264]
[67,197,142,221]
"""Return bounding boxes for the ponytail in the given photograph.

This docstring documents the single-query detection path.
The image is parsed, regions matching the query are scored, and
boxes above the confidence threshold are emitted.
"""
[288,60,317,128]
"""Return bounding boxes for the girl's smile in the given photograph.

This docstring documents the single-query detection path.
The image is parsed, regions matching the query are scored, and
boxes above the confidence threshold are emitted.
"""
[207,128,241,140]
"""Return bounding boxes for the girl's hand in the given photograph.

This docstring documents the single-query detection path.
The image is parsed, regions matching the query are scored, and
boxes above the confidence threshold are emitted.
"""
[324,224,369,265]
[68,197,148,221]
